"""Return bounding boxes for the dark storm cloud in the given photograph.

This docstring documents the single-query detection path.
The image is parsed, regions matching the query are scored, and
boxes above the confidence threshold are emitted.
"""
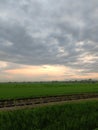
[0,0,98,74]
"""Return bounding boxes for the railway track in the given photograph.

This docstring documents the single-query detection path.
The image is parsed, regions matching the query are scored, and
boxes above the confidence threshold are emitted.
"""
[0,93,98,109]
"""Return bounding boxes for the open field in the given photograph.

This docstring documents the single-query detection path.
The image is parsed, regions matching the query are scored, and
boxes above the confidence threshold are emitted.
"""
[0,82,98,130]
[0,99,98,130]
[0,82,98,100]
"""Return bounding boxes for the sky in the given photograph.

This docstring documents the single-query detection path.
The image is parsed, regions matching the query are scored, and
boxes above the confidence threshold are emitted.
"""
[0,0,98,82]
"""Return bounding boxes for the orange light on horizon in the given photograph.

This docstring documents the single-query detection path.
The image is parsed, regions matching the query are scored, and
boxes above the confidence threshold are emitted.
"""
[0,60,98,81]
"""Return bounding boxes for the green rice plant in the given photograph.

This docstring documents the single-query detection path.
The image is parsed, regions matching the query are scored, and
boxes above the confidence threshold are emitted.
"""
[0,82,98,99]
[0,100,98,130]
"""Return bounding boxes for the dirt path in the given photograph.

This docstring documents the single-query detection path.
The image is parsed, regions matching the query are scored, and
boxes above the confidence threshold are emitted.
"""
[0,93,98,111]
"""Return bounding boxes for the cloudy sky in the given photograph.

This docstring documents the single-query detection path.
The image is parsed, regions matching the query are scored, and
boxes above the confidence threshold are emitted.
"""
[0,0,98,82]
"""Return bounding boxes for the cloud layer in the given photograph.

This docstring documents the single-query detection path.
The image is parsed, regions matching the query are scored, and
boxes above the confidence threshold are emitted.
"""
[0,0,98,81]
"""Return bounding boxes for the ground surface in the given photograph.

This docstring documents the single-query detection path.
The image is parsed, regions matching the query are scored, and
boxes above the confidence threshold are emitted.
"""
[0,82,98,130]
[0,82,98,111]
[0,98,98,130]
[0,82,98,99]
[0,93,98,111]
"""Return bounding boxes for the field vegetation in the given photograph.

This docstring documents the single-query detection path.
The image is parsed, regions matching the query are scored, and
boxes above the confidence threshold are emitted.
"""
[0,82,98,100]
[0,100,98,130]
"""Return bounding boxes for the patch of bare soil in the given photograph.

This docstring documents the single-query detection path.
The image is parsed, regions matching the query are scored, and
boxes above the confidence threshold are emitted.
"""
[0,93,98,111]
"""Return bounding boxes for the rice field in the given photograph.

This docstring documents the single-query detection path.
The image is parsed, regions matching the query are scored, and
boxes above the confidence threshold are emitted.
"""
[0,99,98,130]
[0,82,98,130]
[0,82,98,100]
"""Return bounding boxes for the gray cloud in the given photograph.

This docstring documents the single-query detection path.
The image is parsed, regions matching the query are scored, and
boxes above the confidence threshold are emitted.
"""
[0,0,98,75]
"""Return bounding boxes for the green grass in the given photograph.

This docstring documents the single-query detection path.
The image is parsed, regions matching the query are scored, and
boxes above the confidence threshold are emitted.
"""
[0,100,98,130]
[0,82,98,99]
